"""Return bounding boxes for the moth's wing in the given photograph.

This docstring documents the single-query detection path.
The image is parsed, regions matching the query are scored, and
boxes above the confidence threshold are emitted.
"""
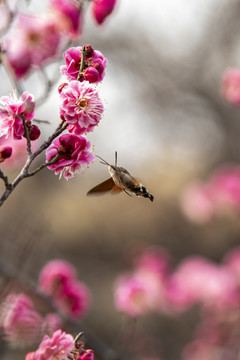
[87,178,122,196]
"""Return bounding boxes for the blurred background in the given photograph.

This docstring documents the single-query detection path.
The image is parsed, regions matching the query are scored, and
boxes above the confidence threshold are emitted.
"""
[1,0,240,359]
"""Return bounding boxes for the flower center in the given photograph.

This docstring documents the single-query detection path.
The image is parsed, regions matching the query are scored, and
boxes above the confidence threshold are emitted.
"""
[76,98,88,108]
[28,32,40,44]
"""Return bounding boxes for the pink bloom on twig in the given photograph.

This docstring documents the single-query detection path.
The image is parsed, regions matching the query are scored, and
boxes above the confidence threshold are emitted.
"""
[60,45,107,83]
[5,13,61,78]
[25,329,74,360]
[0,91,35,140]
[91,0,117,25]
[46,133,95,179]
[49,0,83,40]
[59,81,104,135]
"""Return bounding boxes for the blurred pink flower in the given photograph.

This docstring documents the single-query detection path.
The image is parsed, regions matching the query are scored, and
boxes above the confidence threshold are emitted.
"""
[25,329,74,360]
[46,133,95,179]
[49,0,83,40]
[166,257,239,311]
[38,259,77,296]
[59,80,104,135]
[60,45,107,83]
[114,273,162,317]
[221,68,240,106]
[0,294,44,346]
[53,280,91,319]
[0,91,35,140]
[181,182,215,224]
[134,246,171,277]
[5,13,61,78]
[91,0,117,25]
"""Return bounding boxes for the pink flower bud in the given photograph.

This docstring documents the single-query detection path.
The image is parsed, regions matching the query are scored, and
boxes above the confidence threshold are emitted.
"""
[28,124,41,141]
[84,66,100,83]
[84,44,94,58]
[0,146,12,162]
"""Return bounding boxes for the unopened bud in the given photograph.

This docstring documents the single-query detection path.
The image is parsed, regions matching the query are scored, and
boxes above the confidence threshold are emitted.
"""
[26,124,41,141]
[84,67,99,83]
[0,146,12,162]
[84,44,94,58]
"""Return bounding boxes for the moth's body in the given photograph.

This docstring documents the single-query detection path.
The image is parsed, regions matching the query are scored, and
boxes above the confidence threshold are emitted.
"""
[87,152,154,201]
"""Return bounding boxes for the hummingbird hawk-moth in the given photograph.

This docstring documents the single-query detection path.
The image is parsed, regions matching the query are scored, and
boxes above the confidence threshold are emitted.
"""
[87,152,154,201]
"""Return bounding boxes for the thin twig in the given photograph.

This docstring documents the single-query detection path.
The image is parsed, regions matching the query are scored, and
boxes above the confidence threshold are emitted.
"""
[0,168,11,190]
[0,121,68,207]
[21,115,32,156]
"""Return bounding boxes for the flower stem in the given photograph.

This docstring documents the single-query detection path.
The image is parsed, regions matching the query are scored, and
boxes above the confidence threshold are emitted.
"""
[77,45,87,81]
[0,120,68,208]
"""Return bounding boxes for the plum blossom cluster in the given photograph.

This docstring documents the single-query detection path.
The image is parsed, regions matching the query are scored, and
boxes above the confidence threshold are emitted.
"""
[180,164,240,224]
[38,260,91,319]
[25,330,94,360]
[46,44,106,179]
[3,0,117,79]
[114,245,240,359]
[0,293,61,346]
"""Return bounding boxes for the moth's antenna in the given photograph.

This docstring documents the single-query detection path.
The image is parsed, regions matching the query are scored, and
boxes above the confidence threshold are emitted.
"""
[95,155,110,166]
[115,151,117,166]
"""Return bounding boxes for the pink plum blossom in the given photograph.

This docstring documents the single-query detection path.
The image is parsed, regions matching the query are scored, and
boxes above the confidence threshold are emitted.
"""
[91,0,117,25]
[53,280,91,319]
[49,0,83,40]
[114,273,162,317]
[0,293,44,346]
[38,259,77,296]
[38,260,91,319]
[46,133,95,179]
[0,91,35,140]
[25,329,74,360]
[221,68,240,106]
[166,257,239,311]
[5,13,61,78]
[59,81,104,135]
[60,45,107,83]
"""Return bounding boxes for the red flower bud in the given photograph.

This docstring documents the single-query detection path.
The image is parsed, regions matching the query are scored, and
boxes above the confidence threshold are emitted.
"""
[0,146,12,162]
